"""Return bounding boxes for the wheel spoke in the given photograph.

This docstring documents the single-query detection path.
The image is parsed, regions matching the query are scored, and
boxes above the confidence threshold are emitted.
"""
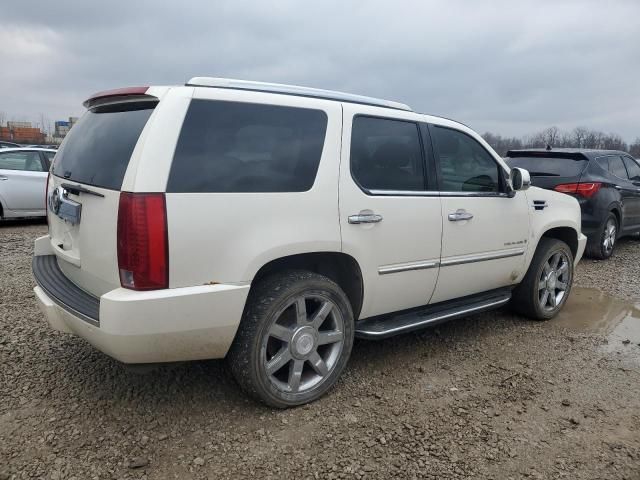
[551,253,561,270]
[269,324,293,342]
[288,359,304,392]
[557,262,569,275]
[538,279,547,291]
[295,297,307,326]
[549,290,557,308]
[311,301,333,329]
[266,348,292,375]
[540,290,549,307]
[308,351,329,376]
[556,280,568,291]
[543,263,552,276]
[318,330,343,345]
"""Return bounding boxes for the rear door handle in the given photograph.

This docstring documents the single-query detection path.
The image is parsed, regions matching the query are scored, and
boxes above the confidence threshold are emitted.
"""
[448,209,474,221]
[0,175,8,181]
[348,213,383,224]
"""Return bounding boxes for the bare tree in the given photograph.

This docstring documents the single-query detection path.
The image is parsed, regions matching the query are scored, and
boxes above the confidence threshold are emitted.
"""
[483,127,637,156]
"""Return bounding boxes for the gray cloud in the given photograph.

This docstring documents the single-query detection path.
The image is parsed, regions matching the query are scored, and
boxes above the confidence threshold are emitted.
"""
[1,0,639,140]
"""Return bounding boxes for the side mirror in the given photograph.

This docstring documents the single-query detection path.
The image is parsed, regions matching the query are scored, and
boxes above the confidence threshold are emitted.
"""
[510,167,531,192]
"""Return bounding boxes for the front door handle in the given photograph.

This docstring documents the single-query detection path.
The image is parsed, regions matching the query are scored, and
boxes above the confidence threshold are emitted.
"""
[448,209,474,222]
[0,175,8,181]
[348,213,383,224]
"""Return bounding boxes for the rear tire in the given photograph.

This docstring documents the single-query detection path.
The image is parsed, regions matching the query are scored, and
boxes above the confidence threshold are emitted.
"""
[511,238,574,320]
[585,213,618,260]
[226,270,354,408]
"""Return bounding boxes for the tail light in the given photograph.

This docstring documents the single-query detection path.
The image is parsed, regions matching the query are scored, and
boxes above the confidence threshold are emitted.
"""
[117,192,168,290]
[554,182,602,198]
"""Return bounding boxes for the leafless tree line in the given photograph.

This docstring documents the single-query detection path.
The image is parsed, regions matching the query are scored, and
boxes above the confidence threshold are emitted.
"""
[482,126,640,158]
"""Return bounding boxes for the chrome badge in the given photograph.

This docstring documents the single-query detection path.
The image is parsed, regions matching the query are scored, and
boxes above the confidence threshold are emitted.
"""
[48,186,82,225]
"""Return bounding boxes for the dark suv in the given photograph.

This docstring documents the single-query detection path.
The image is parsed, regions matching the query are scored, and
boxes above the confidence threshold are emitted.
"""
[506,148,640,259]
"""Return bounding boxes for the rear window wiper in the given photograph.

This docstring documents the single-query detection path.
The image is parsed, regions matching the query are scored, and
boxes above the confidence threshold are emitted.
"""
[61,183,105,197]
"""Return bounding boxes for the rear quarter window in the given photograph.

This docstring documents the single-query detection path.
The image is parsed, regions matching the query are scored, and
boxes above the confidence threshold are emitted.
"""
[167,100,328,193]
[52,103,155,190]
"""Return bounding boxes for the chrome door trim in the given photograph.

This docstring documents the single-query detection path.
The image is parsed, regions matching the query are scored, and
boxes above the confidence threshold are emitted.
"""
[378,260,439,275]
[440,247,526,267]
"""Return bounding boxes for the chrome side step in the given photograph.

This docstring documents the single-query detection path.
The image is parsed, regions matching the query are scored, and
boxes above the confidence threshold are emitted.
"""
[354,290,512,340]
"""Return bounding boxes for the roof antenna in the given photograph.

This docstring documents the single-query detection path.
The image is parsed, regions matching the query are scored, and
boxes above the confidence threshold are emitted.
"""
[545,144,552,151]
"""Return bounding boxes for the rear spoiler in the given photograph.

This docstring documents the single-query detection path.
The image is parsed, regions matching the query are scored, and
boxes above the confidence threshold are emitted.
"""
[83,87,156,109]
[506,150,588,160]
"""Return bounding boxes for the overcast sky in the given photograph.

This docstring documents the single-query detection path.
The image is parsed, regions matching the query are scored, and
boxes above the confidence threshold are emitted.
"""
[1,0,639,140]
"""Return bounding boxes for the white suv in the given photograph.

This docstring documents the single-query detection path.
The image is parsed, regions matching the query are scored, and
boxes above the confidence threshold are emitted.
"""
[33,78,587,407]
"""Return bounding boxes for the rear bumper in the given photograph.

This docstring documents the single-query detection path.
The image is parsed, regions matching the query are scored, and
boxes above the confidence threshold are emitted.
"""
[33,254,249,363]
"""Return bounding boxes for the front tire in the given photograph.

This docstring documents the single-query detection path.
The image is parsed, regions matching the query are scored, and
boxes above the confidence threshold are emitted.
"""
[227,270,354,408]
[511,238,574,320]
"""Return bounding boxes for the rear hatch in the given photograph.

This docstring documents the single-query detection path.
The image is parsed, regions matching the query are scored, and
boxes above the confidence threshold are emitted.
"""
[47,92,158,297]
[505,151,589,190]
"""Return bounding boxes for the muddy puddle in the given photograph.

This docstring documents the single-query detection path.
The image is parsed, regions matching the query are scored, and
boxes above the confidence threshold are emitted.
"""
[554,287,640,367]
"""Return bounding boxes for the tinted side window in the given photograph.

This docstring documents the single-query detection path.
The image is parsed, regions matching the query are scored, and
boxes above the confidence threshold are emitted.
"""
[432,127,500,192]
[608,155,629,179]
[168,100,327,193]
[350,116,425,191]
[596,156,609,172]
[0,151,44,172]
[622,156,640,181]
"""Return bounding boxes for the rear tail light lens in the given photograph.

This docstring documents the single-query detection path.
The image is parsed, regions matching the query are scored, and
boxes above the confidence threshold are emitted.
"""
[554,182,602,198]
[117,192,168,290]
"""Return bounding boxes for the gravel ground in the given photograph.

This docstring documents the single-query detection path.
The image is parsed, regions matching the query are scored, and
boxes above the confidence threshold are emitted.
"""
[1,220,639,480]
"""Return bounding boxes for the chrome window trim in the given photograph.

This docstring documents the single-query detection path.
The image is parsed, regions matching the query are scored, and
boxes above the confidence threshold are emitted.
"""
[367,189,439,197]
[440,248,526,267]
[439,191,510,198]
[378,260,439,275]
[366,189,511,197]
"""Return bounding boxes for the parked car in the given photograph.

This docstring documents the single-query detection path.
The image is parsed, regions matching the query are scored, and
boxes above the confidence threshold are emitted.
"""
[506,148,640,259]
[0,141,20,149]
[0,147,56,219]
[26,144,58,149]
[32,78,586,407]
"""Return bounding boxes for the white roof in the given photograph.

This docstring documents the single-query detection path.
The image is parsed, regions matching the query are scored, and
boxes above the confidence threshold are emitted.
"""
[186,77,412,112]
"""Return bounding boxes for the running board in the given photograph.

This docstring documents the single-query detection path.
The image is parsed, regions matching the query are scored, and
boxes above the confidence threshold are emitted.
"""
[354,290,512,339]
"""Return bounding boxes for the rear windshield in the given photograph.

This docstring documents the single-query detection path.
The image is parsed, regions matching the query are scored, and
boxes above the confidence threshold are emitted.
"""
[167,100,327,193]
[52,102,155,190]
[506,155,588,177]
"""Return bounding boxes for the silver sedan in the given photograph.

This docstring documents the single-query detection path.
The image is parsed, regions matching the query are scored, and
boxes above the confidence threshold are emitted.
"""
[0,148,56,219]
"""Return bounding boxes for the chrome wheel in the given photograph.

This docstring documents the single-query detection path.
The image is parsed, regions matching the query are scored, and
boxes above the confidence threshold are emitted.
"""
[261,294,345,394]
[602,218,617,255]
[538,251,570,312]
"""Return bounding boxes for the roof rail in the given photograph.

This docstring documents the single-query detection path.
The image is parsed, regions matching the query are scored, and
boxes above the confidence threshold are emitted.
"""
[185,77,412,112]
